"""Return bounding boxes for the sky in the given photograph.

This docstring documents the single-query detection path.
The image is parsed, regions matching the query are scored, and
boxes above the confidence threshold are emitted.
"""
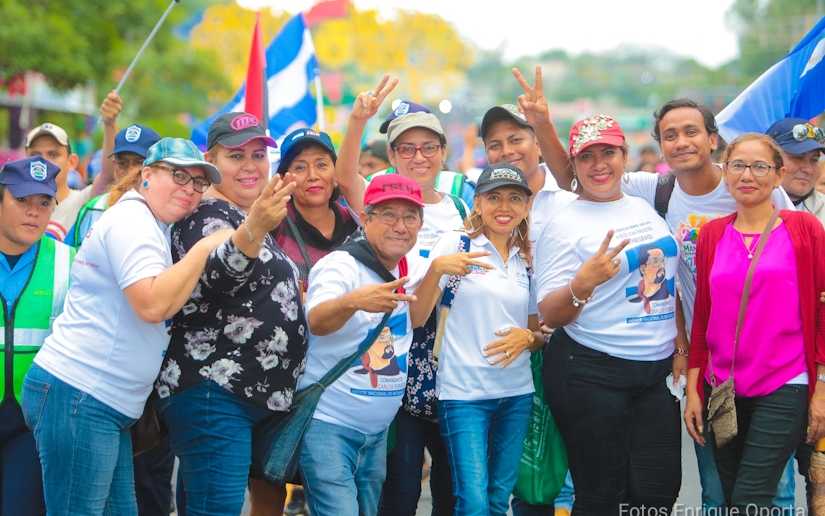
[237,0,741,68]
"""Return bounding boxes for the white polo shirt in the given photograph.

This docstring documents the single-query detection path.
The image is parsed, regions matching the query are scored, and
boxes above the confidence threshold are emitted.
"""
[535,195,678,361]
[300,250,414,435]
[414,231,536,401]
[529,164,578,247]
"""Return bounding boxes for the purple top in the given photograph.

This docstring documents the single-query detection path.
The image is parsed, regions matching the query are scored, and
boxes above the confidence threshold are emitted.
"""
[705,222,806,397]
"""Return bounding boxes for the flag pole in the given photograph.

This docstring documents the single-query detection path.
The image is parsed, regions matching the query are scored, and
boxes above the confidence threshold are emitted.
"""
[314,72,326,131]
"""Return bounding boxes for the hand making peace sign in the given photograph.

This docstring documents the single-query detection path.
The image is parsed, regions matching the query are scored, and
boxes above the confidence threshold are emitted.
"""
[574,230,630,295]
[512,66,551,128]
[350,75,400,122]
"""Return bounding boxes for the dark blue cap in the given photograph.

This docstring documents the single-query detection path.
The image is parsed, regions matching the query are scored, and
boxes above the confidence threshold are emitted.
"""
[112,124,161,158]
[379,100,431,134]
[766,117,825,156]
[277,128,336,173]
[0,157,59,198]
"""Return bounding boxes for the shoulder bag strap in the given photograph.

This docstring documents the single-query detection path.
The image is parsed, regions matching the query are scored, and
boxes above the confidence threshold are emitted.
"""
[318,312,392,389]
[284,215,313,282]
[433,233,472,361]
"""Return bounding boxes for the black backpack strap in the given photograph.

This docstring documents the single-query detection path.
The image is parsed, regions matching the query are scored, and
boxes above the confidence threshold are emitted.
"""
[337,231,397,283]
[654,173,677,219]
[284,216,313,282]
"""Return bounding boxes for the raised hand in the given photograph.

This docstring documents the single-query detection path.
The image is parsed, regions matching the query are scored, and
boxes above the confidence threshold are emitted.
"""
[432,251,494,277]
[100,90,123,126]
[512,66,550,128]
[351,276,417,313]
[350,75,399,122]
[245,173,297,239]
[573,230,630,296]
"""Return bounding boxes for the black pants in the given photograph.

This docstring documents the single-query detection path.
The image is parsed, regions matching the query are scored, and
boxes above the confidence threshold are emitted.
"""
[378,409,454,516]
[133,436,174,516]
[542,329,681,516]
[706,383,807,512]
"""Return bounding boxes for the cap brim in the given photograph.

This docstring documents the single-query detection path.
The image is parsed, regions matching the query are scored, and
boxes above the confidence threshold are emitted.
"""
[778,139,825,156]
[572,135,626,157]
[379,119,391,134]
[277,138,337,173]
[217,133,277,150]
[475,181,532,196]
[366,193,424,208]
[480,106,531,139]
[5,182,56,199]
[111,143,151,158]
[387,115,445,144]
[155,158,222,185]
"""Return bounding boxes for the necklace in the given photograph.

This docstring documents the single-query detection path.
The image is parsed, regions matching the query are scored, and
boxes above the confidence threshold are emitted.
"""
[738,231,760,260]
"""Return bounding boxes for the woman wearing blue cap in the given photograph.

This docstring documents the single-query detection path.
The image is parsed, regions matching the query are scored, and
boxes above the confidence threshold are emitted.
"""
[21,138,227,515]
[153,112,308,516]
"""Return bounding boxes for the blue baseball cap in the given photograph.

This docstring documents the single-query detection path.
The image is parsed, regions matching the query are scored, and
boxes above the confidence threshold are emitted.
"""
[277,128,337,173]
[112,124,161,158]
[144,138,222,184]
[379,100,432,134]
[766,118,825,156]
[0,157,59,198]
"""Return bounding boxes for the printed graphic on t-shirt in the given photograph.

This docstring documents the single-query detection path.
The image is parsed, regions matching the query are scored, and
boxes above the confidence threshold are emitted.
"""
[675,213,713,275]
[351,312,408,396]
[623,235,678,323]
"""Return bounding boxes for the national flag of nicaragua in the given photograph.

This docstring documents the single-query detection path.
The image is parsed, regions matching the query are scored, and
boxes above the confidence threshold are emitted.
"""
[717,16,825,142]
[191,14,318,147]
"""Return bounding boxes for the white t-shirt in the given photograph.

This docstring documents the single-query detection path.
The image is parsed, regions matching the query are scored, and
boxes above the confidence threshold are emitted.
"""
[48,185,95,241]
[300,250,414,435]
[529,164,578,247]
[621,171,793,332]
[407,195,467,278]
[35,190,173,418]
[416,231,536,401]
[535,195,679,361]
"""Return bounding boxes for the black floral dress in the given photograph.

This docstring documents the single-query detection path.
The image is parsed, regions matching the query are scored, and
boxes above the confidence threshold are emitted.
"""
[155,198,307,411]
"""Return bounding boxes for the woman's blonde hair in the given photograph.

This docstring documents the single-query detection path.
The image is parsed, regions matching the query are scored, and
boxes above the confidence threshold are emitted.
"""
[721,133,784,171]
[108,165,145,205]
[464,205,532,266]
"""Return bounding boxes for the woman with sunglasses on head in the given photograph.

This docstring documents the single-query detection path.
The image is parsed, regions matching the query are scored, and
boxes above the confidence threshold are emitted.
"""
[335,77,469,515]
[22,138,227,515]
[153,113,306,516]
[408,163,544,516]
[684,133,825,512]
[535,115,682,515]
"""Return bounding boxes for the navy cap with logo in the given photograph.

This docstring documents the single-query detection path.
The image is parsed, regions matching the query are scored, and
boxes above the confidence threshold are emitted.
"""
[474,162,531,196]
[112,124,161,158]
[0,156,60,198]
[766,117,825,156]
[479,104,531,140]
[277,128,337,173]
[207,112,277,150]
[379,100,432,134]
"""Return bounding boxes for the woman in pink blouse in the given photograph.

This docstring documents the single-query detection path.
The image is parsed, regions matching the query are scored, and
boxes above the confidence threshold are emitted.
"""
[684,133,825,511]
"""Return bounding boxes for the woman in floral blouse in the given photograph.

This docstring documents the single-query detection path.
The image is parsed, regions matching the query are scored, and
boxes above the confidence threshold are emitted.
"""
[154,113,306,516]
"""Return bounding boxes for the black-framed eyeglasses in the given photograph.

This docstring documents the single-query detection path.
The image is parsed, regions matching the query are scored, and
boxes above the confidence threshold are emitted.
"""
[152,164,211,193]
[392,142,443,159]
[725,160,775,177]
[792,123,825,144]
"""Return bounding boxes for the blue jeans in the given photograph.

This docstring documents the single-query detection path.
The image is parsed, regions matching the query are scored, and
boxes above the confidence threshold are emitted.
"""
[21,363,138,515]
[157,380,273,516]
[511,471,575,515]
[1,426,44,515]
[378,410,453,516]
[300,418,388,516]
[439,393,533,516]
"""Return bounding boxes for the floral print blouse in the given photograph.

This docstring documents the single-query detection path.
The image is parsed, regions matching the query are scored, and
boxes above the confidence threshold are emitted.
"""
[155,198,308,412]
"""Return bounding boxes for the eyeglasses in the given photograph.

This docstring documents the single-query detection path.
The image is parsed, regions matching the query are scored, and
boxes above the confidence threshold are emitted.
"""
[370,209,422,228]
[792,123,825,144]
[152,164,211,193]
[392,142,442,159]
[725,160,775,177]
[113,156,144,170]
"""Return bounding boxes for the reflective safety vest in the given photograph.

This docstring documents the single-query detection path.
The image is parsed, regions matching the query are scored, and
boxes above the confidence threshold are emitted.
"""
[66,193,109,247]
[1,237,74,402]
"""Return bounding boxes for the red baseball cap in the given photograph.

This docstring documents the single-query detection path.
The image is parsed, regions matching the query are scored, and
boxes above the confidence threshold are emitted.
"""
[363,174,424,208]
[568,114,626,157]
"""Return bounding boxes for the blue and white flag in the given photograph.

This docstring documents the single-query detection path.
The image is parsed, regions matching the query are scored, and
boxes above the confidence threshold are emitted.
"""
[717,16,825,142]
[191,14,318,148]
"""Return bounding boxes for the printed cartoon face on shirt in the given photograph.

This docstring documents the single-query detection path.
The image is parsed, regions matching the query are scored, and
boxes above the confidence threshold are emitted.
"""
[619,232,678,321]
[350,312,408,395]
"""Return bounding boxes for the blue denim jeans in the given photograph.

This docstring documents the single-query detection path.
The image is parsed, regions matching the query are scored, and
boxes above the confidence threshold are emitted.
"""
[157,380,272,516]
[1,425,44,516]
[21,363,138,515]
[510,470,575,515]
[300,418,388,516]
[439,393,533,516]
[378,410,453,516]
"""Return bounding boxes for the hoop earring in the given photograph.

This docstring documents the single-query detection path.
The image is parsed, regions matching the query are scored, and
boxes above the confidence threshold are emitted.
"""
[516,223,527,242]
[570,176,578,191]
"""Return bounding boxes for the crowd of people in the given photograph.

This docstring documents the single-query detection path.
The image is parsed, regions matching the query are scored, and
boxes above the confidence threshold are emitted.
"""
[1,65,824,516]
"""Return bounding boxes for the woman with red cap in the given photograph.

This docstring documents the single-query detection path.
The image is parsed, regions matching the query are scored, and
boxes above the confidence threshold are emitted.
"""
[534,115,682,515]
